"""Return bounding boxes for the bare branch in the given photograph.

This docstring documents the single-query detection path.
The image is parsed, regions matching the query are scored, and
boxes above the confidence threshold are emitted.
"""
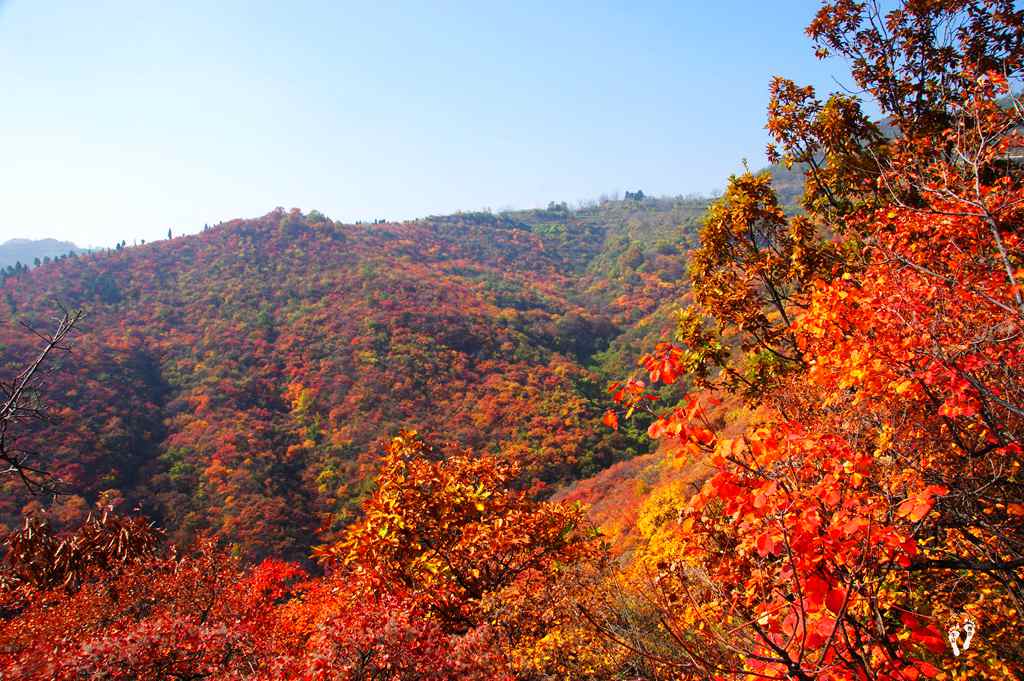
[0,308,84,494]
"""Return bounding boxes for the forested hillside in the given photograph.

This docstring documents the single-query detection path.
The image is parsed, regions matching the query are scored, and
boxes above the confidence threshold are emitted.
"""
[0,197,706,560]
[3,1,1023,679]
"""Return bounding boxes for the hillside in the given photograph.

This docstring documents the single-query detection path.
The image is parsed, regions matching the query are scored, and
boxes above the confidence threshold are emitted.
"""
[5,2,1023,677]
[0,238,82,270]
[0,199,706,561]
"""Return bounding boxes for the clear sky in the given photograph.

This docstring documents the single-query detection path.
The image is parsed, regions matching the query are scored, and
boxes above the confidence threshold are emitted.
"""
[1,1,853,247]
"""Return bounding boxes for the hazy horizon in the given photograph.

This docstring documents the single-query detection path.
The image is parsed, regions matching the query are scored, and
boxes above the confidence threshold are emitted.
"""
[2,1,848,248]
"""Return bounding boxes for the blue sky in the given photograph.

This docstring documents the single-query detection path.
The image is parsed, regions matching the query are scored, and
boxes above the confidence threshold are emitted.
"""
[1,1,851,247]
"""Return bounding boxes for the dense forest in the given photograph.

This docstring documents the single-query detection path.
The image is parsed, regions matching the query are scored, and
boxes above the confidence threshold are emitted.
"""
[2,1,1024,679]
[0,195,707,560]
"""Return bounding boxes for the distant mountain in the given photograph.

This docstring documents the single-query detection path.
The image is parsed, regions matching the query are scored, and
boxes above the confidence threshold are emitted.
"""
[0,197,708,561]
[766,161,807,210]
[0,238,83,269]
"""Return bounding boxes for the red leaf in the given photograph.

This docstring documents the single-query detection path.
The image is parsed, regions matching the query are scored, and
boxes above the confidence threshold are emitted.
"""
[826,587,846,614]
[805,574,829,612]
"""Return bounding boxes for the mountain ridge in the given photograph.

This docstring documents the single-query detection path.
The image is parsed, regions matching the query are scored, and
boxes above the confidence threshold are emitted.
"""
[0,238,83,269]
[0,198,707,560]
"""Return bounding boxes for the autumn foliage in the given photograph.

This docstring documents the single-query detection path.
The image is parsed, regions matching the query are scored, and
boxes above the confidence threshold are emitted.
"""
[0,201,690,560]
[597,1,1024,678]
[3,1,1024,679]
[0,432,602,679]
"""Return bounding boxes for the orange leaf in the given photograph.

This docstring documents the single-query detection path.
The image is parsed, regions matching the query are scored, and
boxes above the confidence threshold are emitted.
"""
[755,531,775,557]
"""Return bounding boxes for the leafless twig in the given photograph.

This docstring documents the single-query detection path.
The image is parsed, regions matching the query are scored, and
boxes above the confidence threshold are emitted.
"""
[0,307,84,494]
